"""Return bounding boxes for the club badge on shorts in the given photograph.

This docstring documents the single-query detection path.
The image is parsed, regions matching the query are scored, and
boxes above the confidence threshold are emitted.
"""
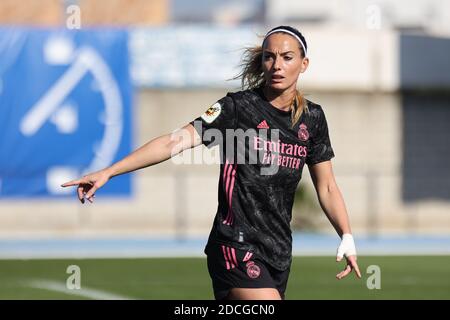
[201,102,222,124]
[298,123,309,141]
[246,261,261,279]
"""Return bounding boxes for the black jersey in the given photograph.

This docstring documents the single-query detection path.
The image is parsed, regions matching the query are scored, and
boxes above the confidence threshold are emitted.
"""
[190,86,335,271]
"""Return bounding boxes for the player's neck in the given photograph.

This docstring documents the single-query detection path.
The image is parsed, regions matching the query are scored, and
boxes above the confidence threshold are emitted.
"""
[262,85,296,112]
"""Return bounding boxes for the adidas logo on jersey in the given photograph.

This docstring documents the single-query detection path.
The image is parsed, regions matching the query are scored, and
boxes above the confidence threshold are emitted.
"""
[257,120,269,129]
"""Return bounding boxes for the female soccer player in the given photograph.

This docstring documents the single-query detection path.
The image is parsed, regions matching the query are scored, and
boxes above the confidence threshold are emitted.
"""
[62,25,361,300]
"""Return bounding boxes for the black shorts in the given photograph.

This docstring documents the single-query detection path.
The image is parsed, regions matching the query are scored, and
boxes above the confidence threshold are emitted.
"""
[205,243,291,300]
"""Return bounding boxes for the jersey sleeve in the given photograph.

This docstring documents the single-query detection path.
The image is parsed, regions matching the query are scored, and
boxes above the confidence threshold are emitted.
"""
[189,94,236,148]
[306,105,335,165]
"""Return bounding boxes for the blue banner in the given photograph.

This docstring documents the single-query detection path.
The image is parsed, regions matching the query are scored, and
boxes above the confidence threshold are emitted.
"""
[0,28,132,197]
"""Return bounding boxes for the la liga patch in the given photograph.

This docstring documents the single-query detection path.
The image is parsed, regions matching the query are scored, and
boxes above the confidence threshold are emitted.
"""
[201,102,222,124]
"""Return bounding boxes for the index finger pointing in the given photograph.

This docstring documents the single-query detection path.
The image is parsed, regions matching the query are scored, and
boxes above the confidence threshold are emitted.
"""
[61,179,82,187]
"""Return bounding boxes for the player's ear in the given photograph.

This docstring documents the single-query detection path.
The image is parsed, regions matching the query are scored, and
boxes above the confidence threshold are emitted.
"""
[300,57,309,73]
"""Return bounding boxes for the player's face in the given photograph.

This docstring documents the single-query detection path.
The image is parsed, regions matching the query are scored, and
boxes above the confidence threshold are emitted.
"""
[262,33,309,92]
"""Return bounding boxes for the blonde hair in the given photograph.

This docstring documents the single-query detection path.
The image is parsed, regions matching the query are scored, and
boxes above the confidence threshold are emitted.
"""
[232,40,309,128]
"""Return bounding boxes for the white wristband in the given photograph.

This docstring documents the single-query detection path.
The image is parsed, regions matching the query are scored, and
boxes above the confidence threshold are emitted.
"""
[336,233,357,259]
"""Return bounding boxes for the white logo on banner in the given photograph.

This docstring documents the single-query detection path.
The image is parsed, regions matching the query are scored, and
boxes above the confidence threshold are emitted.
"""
[19,35,123,195]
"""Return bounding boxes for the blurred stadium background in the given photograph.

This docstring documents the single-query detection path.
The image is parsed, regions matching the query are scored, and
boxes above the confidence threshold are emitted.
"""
[0,0,449,299]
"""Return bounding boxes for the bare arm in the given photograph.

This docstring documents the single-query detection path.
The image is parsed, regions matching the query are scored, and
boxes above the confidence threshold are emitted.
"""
[308,160,351,237]
[308,160,361,279]
[108,123,201,178]
[61,123,202,203]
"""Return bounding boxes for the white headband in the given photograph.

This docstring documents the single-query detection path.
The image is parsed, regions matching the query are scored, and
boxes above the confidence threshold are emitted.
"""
[263,28,307,57]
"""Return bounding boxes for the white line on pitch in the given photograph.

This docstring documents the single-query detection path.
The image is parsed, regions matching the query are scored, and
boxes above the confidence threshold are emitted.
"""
[27,279,133,300]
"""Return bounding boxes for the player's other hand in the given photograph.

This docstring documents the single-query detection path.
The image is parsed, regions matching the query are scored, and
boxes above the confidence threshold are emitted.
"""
[336,233,362,280]
[60,169,112,204]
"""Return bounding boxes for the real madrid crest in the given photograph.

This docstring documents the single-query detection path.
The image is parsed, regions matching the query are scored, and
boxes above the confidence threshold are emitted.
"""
[298,123,309,141]
[246,261,261,279]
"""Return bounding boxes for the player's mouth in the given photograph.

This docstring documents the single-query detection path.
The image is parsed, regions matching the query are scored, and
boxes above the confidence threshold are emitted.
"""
[271,74,285,82]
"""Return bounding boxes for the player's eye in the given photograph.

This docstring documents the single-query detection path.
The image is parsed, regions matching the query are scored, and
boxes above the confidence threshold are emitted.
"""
[284,56,293,61]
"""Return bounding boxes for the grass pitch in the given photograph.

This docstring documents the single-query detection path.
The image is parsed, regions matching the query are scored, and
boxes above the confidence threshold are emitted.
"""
[0,256,448,300]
